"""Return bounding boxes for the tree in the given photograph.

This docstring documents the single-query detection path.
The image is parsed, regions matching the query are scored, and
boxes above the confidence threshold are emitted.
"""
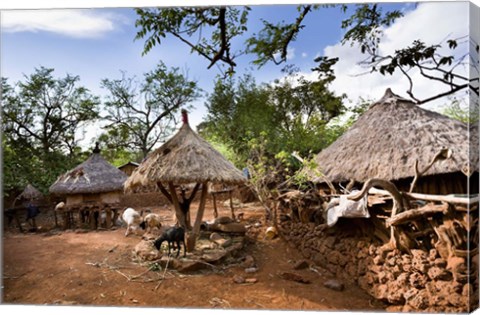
[134,4,477,103]
[441,97,479,124]
[1,68,100,193]
[2,67,100,156]
[100,62,201,159]
[201,72,345,165]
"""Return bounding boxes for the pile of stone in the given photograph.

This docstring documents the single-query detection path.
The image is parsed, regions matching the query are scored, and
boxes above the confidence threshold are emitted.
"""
[279,220,478,312]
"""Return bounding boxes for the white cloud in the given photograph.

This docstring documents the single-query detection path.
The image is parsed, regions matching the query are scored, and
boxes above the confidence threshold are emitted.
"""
[1,9,128,38]
[322,1,471,109]
[301,52,308,58]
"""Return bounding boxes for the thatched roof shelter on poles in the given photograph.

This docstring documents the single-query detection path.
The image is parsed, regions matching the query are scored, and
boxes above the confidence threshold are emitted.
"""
[307,88,478,194]
[124,109,246,251]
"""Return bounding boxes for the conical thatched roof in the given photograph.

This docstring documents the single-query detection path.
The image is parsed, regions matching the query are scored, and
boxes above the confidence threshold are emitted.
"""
[17,184,43,201]
[49,144,128,195]
[124,110,246,191]
[308,88,477,184]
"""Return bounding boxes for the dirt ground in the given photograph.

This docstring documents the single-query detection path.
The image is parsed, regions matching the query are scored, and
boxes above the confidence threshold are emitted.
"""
[1,199,387,313]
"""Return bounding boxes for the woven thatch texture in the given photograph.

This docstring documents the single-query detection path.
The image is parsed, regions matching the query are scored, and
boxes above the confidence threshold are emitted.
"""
[18,184,43,200]
[124,123,246,191]
[49,153,128,195]
[308,89,477,183]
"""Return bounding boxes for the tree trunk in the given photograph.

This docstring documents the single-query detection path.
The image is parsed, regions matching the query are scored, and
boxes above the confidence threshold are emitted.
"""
[186,181,209,252]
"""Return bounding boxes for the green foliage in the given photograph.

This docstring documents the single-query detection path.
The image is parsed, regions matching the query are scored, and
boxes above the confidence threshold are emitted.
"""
[2,68,100,194]
[100,61,201,158]
[135,7,251,74]
[441,98,479,124]
[202,72,345,169]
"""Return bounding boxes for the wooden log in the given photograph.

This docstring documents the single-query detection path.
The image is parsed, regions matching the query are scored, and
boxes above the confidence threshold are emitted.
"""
[366,187,477,205]
[386,203,448,227]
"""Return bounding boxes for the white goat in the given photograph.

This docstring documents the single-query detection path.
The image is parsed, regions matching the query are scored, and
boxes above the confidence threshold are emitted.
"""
[122,207,142,237]
[140,213,162,234]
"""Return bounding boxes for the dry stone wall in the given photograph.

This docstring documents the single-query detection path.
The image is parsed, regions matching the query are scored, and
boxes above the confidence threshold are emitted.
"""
[279,221,478,313]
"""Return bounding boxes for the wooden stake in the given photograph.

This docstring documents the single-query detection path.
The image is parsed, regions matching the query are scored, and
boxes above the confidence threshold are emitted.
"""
[187,181,209,252]
[168,182,187,229]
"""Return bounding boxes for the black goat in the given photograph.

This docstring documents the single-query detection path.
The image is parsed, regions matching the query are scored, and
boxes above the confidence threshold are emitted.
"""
[153,226,186,257]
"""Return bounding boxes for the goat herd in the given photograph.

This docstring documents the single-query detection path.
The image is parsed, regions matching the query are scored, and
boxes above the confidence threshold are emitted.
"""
[121,207,186,257]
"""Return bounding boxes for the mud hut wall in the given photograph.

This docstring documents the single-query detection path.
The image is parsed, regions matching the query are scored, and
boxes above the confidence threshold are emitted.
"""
[100,191,122,204]
[66,195,84,206]
[279,221,478,312]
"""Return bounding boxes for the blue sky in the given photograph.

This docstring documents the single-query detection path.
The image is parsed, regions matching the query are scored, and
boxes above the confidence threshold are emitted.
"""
[1,0,478,149]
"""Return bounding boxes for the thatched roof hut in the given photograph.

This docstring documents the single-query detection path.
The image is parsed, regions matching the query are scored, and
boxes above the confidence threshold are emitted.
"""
[17,184,43,201]
[118,161,139,176]
[308,88,478,194]
[125,109,246,251]
[125,113,246,190]
[48,143,129,229]
[50,144,128,196]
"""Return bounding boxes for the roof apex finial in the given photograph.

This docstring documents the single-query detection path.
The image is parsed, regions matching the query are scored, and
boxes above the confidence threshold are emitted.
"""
[384,88,394,98]
[93,142,101,154]
[181,109,189,125]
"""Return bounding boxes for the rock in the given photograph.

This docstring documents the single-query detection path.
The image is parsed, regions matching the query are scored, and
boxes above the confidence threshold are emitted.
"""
[427,266,452,281]
[323,279,344,291]
[462,283,473,296]
[327,250,340,265]
[202,251,228,263]
[373,284,389,300]
[409,272,427,289]
[134,240,161,261]
[407,290,429,310]
[373,255,384,265]
[209,232,223,241]
[233,275,245,284]
[214,216,235,224]
[175,259,207,273]
[245,278,258,284]
[245,267,258,273]
[293,260,309,270]
[241,255,256,268]
[278,272,311,284]
[433,258,447,268]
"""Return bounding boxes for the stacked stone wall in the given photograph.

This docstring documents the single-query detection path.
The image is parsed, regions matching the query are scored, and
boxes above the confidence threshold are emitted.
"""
[279,221,478,312]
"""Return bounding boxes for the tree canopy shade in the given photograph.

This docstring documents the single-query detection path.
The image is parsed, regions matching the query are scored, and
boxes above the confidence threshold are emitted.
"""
[100,62,201,159]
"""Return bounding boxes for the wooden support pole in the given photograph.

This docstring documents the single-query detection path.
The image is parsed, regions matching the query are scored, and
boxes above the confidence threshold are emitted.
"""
[187,181,209,252]
[168,182,187,229]
[212,193,218,218]
[89,210,96,230]
[106,208,112,229]
[229,190,235,219]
